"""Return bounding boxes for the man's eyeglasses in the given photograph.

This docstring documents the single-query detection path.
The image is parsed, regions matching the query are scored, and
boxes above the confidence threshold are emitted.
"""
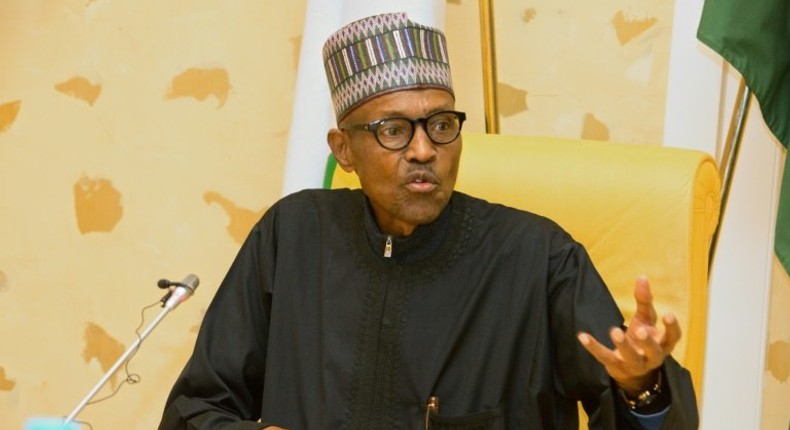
[342,110,466,150]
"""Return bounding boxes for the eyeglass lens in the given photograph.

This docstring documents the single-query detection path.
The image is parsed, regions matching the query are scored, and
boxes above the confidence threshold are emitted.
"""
[375,111,463,149]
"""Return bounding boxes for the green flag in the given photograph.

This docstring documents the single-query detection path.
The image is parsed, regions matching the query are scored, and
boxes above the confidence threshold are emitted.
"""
[697,0,790,272]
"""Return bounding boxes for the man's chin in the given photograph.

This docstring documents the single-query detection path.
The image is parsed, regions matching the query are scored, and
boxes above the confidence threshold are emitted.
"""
[406,202,450,227]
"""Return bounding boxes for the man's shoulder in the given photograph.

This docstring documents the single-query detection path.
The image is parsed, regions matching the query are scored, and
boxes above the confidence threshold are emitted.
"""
[272,188,363,215]
[456,191,575,245]
[456,191,559,228]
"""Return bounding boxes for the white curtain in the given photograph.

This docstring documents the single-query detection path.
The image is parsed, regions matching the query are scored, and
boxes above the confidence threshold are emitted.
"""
[281,0,447,196]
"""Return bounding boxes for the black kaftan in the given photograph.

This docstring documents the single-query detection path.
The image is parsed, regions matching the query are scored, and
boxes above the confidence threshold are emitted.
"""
[159,189,698,429]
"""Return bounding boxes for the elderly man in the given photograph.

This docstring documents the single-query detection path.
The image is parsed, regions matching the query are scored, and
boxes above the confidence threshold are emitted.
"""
[158,12,698,430]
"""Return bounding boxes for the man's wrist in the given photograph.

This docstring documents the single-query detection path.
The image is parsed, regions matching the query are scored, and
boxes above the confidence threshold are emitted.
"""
[616,368,669,414]
[617,368,660,398]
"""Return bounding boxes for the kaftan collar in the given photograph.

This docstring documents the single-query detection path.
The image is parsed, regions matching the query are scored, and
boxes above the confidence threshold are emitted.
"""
[361,193,457,264]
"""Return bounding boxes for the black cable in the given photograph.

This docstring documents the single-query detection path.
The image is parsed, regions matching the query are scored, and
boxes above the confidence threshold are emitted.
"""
[71,418,94,430]
[79,299,161,416]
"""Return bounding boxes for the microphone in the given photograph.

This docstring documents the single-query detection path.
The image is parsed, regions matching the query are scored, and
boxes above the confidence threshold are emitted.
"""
[158,278,188,305]
[162,274,199,311]
[157,279,173,304]
[61,273,201,425]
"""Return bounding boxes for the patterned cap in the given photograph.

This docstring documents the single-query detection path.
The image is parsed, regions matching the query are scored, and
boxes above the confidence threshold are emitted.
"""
[323,12,454,121]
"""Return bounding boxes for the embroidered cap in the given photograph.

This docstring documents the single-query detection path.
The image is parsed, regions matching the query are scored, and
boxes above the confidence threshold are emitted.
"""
[323,12,454,121]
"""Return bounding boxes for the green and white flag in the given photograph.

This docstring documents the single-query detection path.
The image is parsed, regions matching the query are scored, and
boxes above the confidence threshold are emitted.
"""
[697,0,790,272]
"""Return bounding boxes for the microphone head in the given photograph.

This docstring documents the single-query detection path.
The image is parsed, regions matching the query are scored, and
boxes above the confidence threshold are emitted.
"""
[162,274,200,311]
[181,274,199,292]
[157,279,171,289]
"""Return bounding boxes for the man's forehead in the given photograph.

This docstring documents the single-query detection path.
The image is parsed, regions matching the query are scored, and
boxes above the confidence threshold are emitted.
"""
[344,88,455,122]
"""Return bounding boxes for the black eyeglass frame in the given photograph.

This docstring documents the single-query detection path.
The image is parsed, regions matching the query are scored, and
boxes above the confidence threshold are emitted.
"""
[342,110,467,150]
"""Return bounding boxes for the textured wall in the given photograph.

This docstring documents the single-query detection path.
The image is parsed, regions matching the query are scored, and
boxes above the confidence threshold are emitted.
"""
[0,1,305,428]
[446,0,674,144]
[763,258,790,429]
[1,1,786,429]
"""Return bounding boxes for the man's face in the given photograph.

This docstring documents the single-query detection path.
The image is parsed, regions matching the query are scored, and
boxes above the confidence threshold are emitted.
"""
[329,88,462,237]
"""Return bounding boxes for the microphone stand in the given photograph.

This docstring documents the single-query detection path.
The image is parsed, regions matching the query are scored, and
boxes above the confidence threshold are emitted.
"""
[64,304,174,425]
[63,277,196,426]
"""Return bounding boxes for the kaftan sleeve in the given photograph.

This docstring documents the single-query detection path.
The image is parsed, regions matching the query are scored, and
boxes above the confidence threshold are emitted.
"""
[546,231,699,430]
[158,211,277,430]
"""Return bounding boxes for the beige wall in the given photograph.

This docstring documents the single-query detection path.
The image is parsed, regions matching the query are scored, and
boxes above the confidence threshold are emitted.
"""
[0,1,306,428]
[447,0,674,144]
[0,1,786,429]
[763,258,790,429]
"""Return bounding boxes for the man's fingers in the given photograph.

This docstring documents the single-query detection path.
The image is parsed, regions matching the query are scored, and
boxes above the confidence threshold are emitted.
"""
[659,313,682,353]
[629,326,664,365]
[611,327,645,364]
[577,332,617,366]
[633,276,657,324]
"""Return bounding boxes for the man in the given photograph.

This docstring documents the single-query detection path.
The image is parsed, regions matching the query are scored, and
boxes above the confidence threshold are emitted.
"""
[159,12,698,429]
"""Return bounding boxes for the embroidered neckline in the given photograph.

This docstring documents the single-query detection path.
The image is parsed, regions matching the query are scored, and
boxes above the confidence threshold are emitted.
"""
[357,192,467,267]
[344,191,474,429]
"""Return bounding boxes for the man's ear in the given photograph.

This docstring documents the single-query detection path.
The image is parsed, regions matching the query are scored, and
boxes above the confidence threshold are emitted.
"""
[327,128,355,173]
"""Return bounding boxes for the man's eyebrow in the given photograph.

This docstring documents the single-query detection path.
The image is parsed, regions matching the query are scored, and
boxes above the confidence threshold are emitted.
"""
[372,106,455,119]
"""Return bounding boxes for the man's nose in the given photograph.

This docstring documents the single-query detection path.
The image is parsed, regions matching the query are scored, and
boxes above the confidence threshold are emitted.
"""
[403,123,437,162]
